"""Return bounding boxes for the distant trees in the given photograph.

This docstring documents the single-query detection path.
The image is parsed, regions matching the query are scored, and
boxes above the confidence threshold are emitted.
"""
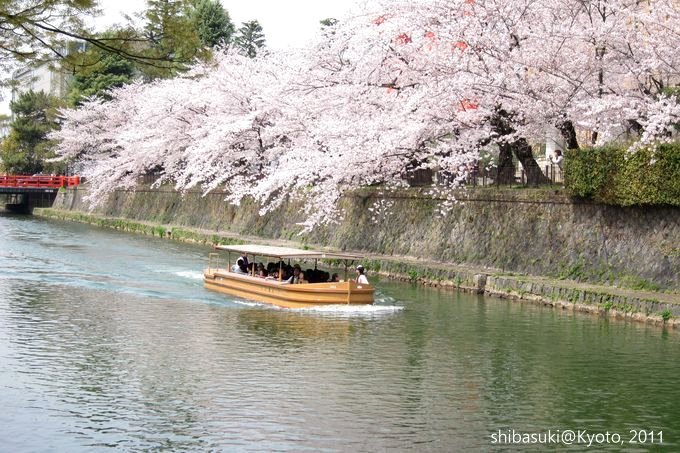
[192,0,235,48]
[62,0,251,87]
[141,0,205,77]
[233,21,266,58]
[1,91,63,175]
[48,0,244,105]
[0,114,9,131]
[67,31,137,105]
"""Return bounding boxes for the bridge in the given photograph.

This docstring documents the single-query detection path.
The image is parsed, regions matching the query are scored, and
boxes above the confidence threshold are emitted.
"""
[0,175,81,213]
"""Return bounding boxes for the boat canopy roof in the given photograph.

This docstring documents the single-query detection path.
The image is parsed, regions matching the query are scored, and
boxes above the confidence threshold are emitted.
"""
[215,244,364,261]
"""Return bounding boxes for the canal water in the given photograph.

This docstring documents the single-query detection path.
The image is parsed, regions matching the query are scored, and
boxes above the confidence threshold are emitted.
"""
[1,214,679,451]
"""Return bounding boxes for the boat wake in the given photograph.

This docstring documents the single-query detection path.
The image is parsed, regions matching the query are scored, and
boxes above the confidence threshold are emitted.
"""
[174,270,204,280]
[290,304,404,315]
[227,297,403,315]
[374,292,399,305]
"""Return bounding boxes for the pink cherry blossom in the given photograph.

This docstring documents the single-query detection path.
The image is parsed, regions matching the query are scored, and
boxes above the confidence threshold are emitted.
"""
[52,0,680,230]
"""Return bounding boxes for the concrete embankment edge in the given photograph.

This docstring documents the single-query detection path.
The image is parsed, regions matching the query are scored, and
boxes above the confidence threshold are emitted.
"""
[35,207,680,329]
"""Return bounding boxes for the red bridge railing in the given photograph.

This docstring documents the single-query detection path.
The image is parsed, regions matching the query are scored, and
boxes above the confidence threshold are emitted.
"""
[0,175,81,189]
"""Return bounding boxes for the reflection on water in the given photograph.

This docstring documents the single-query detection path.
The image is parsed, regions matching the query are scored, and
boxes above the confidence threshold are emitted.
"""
[1,214,679,451]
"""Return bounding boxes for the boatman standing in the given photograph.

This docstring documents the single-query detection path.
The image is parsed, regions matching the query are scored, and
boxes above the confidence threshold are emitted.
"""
[356,265,369,284]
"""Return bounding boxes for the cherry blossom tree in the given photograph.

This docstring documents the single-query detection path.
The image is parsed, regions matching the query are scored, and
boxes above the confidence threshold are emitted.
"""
[52,0,680,230]
[55,52,294,201]
[334,0,680,181]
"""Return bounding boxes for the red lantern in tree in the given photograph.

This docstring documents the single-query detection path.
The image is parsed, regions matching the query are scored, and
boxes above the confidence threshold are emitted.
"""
[395,33,412,45]
[373,15,387,25]
[458,99,478,111]
[452,41,468,52]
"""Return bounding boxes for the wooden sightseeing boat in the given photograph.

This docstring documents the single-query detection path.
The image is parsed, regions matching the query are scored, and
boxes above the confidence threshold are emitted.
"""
[203,244,374,308]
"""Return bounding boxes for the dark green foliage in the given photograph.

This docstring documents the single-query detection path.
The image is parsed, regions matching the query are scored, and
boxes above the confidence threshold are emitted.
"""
[68,44,135,105]
[0,1,184,82]
[233,20,266,58]
[192,0,234,47]
[0,90,64,175]
[320,18,338,28]
[319,18,339,40]
[564,145,618,198]
[565,143,680,206]
[142,0,204,77]
[661,309,672,321]
[0,0,96,64]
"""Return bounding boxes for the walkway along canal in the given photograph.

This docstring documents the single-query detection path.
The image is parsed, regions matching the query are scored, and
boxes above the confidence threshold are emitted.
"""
[1,213,679,450]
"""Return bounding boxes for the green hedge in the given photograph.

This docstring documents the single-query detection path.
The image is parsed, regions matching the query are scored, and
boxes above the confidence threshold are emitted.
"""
[565,143,680,206]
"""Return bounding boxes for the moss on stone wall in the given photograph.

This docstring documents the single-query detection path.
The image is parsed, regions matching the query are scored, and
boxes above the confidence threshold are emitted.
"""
[485,276,679,328]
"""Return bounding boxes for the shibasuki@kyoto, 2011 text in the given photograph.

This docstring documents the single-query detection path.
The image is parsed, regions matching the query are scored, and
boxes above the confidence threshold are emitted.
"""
[490,429,663,447]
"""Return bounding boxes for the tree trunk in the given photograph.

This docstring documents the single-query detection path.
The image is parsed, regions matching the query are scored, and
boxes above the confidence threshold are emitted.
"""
[512,138,550,185]
[496,144,516,184]
[558,120,579,150]
[490,108,550,185]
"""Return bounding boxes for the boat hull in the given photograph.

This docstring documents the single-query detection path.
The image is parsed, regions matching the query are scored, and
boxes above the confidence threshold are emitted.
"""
[204,269,374,308]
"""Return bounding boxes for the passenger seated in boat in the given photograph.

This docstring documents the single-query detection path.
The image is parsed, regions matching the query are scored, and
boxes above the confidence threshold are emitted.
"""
[329,273,340,282]
[266,269,278,280]
[257,268,268,278]
[356,265,369,284]
[231,254,249,274]
[287,264,302,284]
[307,269,317,283]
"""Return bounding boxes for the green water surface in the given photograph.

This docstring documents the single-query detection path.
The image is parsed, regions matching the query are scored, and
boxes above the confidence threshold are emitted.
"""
[0,214,677,451]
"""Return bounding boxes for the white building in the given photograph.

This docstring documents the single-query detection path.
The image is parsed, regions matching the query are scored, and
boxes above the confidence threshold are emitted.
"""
[11,64,71,102]
[8,41,86,120]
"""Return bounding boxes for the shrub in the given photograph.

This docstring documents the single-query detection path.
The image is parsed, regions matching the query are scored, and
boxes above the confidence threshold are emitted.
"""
[661,309,672,322]
[565,143,680,206]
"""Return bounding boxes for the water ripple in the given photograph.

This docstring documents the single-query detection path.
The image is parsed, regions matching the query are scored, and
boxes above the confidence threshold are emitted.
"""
[1,215,680,451]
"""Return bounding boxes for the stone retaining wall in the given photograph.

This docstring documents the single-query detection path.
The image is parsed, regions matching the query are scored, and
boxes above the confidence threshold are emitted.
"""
[52,185,680,291]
